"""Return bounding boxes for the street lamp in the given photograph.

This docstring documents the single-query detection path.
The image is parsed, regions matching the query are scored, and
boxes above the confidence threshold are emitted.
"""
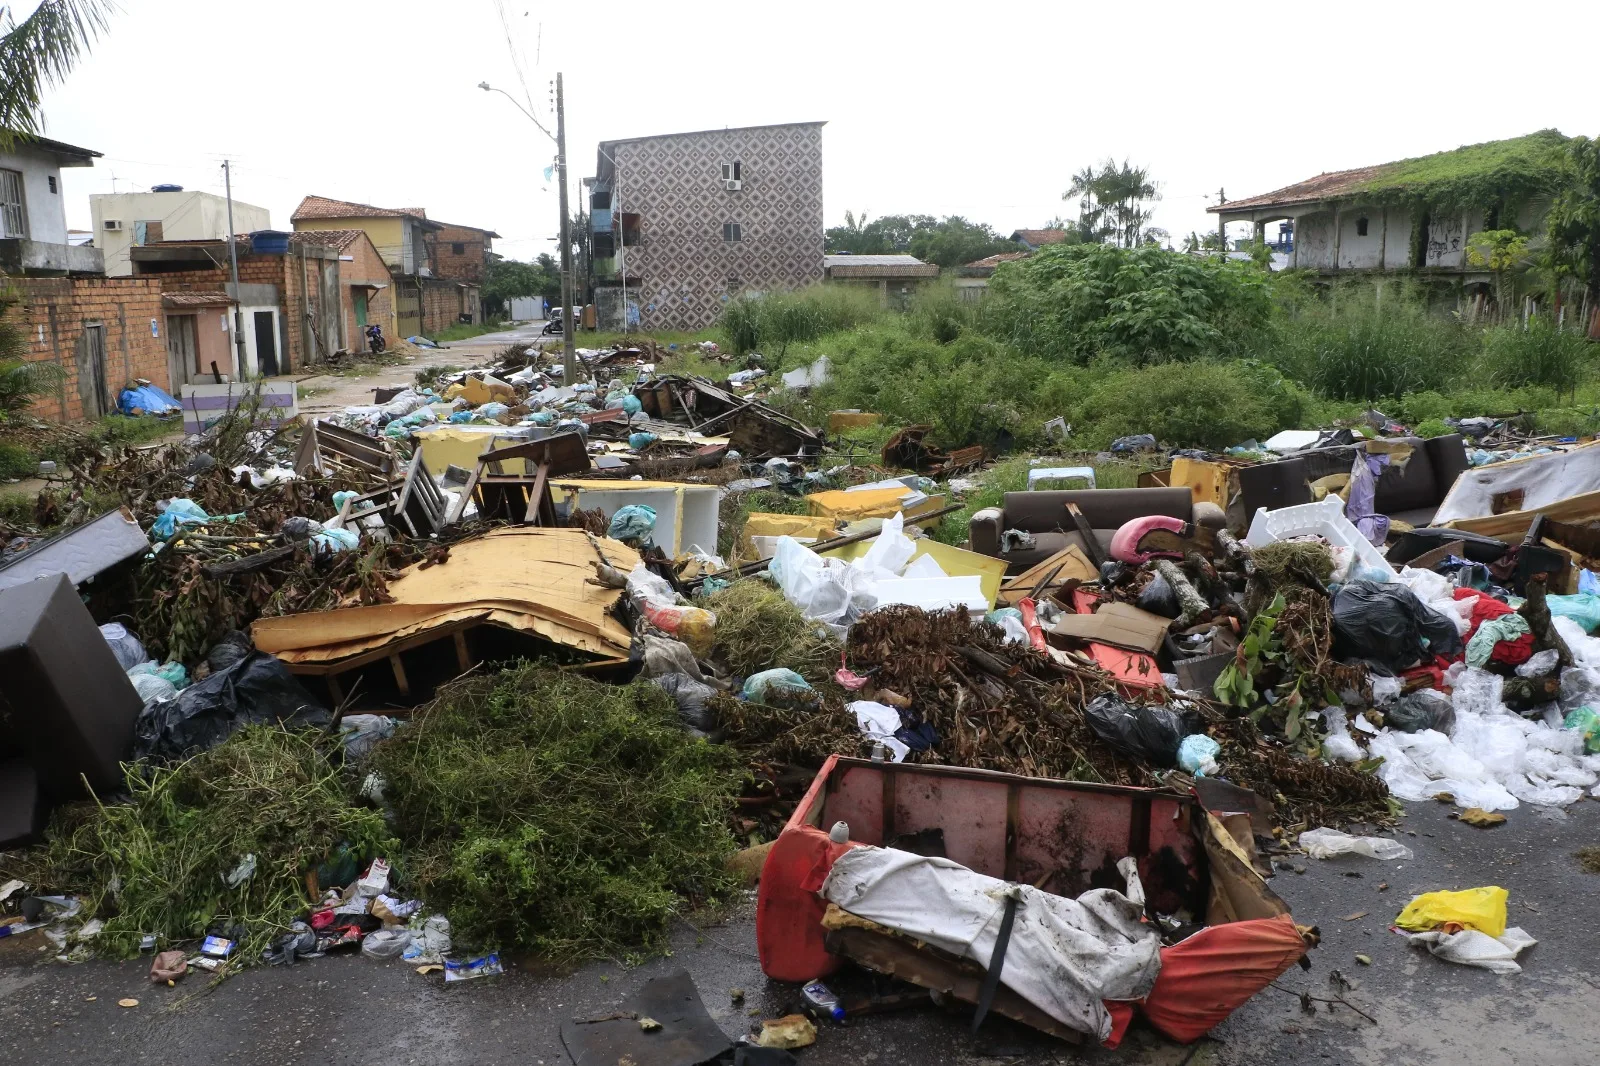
[479,77,577,383]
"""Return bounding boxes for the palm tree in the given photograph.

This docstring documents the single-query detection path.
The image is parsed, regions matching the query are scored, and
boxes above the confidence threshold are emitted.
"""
[0,0,112,150]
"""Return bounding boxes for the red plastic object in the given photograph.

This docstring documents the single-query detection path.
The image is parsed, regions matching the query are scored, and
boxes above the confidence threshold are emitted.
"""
[1069,587,1163,691]
[756,756,856,981]
[1018,596,1048,652]
[1136,914,1308,1043]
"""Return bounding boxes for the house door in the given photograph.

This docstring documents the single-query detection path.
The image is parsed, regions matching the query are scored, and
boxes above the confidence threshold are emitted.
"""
[75,323,108,418]
[254,311,279,376]
[165,314,196,392]
[354,291,368,329]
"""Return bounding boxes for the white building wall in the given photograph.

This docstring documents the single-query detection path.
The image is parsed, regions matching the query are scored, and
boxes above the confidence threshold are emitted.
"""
[1337,210,1384,270]
[1293,212,1336,269]
[90,191,271,276]
[1382,207,1413,270]
[0,145,68,243]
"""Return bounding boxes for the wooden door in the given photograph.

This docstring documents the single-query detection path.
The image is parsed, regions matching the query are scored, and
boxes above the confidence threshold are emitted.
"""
[75,323,108,418]
[165,314,196,392]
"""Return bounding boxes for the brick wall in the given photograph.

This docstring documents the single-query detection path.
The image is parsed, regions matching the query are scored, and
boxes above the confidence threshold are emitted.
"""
[419,277,479,333]
[338,233,395,349]
[429,224,492,283]
[7,277,168,422]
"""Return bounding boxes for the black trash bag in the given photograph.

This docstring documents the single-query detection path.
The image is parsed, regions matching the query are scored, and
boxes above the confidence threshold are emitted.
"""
[1084,693,1198,768]
[133,650,330,760]
[651,672,717,734]
[1331,580,1463,675]
[1385,688,1456,734]
[1136,573,1181,618]
[206,630,253,673]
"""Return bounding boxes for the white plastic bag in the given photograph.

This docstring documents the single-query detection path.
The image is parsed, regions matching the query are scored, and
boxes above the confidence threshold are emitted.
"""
[360,928,414,960]
[851,700,909,762]
[1405,926,1537,974]
[769,536,851,624]
[1298,828,1413,860]
[1321,708,1363,763]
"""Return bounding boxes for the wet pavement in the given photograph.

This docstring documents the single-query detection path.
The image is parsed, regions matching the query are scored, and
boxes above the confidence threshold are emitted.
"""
[2,801,1596,1066]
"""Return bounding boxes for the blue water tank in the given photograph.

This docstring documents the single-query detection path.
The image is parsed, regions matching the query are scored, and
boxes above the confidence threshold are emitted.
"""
[151,183,183,192]
[249,229,291,255]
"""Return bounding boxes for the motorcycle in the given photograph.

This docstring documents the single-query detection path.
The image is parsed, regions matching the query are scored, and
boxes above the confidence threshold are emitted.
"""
[541,307,564,336]
[365,324,386,354]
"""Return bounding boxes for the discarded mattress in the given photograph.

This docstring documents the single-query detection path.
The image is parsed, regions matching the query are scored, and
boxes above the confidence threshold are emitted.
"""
[0,508,149,593]
[251,527,638,663]
[1434,441,1600,524]
[821,846,1162,1041]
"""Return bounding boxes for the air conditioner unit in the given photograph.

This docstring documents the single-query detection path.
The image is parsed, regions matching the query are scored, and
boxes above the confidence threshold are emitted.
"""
[723,179,742,192]
[103,219,122,231]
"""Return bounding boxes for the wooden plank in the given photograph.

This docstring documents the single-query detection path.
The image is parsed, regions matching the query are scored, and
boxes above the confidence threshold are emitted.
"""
[1064,503,1106,568]
[389,653,411,699]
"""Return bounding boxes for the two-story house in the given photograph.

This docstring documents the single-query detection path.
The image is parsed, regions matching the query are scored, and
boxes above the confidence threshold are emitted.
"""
[90,188,271,277]
[0,133,104,276]
[291,195,482,336]
[427,221,499,284]
[587,121,826,331]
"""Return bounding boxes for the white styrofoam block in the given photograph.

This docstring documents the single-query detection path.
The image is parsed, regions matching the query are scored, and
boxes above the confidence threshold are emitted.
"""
[869,575,988,616]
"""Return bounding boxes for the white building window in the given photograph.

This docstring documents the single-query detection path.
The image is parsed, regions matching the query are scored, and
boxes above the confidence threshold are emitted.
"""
[723,221,743,243]
[0,169,27,238]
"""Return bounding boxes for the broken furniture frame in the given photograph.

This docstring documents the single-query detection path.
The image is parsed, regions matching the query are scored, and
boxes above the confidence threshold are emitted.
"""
[336,451,450,538]
[447,431,590,526]
[293,419,397,480]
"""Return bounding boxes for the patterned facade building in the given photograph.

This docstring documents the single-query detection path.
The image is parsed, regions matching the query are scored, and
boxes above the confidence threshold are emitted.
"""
[590,121,824,331]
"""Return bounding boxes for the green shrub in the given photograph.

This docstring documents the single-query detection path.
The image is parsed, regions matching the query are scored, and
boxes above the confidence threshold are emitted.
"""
[1070,360,1309,450]
[719,284,882,355]
[1415,418,1454,438]
[906,281,979,344]
[1268,298,1462,400]
[1478,318,1591,393]
[0,441,35,479]
[984,243,1277,364]
[1532,406,1600,437]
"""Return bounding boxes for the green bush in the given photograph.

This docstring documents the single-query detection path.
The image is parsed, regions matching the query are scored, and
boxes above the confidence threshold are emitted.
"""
[1267,297,1462,400]
[906,281,979,344]
[0,441,35,479]
[1415,418,1454,438]
[984,243,1277,365]
[719,284,881,355]
[1069,360,1310,450]
[1477,318,1591,393]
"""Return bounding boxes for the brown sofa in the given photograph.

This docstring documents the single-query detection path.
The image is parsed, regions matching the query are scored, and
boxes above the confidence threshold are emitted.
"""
[970,487,1226,573]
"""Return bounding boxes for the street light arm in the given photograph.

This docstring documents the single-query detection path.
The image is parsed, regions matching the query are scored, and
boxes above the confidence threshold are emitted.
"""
[477,81,556,144]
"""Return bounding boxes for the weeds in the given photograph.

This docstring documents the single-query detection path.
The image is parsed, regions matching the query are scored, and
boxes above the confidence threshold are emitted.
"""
[705,581,840,681]
[720,284,881,355]
[425,320,511,344]
[1479,317,1591,395]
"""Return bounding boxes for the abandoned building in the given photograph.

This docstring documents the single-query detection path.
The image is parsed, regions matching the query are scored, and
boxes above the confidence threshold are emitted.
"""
[1209,130,1572,281]
[822,253,940,309]
[587,121,826,331]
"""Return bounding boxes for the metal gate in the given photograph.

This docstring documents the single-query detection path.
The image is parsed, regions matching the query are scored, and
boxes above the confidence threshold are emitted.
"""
[396,288,421,341]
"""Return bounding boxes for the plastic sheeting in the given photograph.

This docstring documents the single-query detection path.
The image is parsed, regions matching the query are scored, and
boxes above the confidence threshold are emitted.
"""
[1133,915,1309,1045]
[821,846,1161,1041]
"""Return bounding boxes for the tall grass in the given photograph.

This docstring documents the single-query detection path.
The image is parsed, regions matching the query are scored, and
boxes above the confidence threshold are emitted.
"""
[719,284,882,355]
[1267,295,1463,401]
[1478,317,1592,395]
[906,280,980,344]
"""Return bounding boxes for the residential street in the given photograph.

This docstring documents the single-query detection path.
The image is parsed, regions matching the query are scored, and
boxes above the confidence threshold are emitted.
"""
[3,800,1595,1066]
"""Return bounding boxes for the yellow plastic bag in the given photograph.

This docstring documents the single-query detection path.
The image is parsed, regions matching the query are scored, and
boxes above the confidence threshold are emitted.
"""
[1394,886,1507,937]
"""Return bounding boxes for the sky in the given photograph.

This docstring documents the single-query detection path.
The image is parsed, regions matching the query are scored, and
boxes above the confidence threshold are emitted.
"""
[28,0,1600,262]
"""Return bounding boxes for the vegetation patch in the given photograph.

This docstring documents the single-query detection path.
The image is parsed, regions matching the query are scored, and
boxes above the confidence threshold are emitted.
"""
[705,580,841,682]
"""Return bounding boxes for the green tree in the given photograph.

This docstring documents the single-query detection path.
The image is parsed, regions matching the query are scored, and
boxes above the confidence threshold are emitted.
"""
[1465,228,1531,317]
[0,0,111,149]
[1547,135,1600,315]
[482,254,560,317]
[1063,159,1161,248]
[907,216,1017,268]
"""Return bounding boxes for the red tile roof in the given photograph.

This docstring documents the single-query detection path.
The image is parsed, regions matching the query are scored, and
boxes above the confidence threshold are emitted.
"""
[1208,164,1391,214]
[291,195,432,223]
[965,251,1031,269]
[163,291,233,307]
[287,228,366,251]
[1010,228,1068,246]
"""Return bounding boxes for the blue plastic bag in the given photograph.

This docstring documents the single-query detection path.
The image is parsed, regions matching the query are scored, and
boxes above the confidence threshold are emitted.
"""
[628,431,658,451]
[742,668,817,708]
[1177,734,1221,776]
[150,498,209,540]
[311,527,360,553]
[609,504,657,547]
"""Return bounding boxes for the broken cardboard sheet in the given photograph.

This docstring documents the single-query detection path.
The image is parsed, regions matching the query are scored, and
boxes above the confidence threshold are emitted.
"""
[999,544,1099,604]
[560,969,731,1066]
[821,846,1161,1042]
[1434,440,1600,524]
[251,528,638,663]
[1048,601,1172,655]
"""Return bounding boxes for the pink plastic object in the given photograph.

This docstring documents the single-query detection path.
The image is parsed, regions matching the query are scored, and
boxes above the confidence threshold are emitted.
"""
[1109,515,1190,564]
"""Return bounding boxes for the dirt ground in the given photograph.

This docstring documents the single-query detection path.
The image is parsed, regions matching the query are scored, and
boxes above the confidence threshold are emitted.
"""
[3,801,1596,1066]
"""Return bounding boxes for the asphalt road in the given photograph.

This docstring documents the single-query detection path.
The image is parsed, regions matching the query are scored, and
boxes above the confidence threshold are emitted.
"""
[3,800,1596,1066]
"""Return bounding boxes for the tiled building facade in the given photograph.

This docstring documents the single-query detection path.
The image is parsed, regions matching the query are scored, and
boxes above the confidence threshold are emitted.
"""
[591,121,825,331]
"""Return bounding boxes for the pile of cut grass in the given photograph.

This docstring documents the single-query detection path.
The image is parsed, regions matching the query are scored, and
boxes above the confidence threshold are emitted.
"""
[370,662,743,962]
[0,727,391,959]
[705,579,841,682]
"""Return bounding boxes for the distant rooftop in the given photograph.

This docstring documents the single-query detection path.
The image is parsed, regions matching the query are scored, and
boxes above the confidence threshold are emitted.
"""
[292,195,442,228]
[1,131,100,166]
[1009,228,1068,247]
[824,253,940,279]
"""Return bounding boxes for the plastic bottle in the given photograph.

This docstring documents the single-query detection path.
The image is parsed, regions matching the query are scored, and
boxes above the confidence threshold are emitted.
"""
[802,981,846,1022]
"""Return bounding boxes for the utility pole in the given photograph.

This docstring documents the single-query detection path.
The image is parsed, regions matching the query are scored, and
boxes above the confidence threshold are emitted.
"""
[223,160,247,378]
[555,73,576,382]
[1216,186,1226,257]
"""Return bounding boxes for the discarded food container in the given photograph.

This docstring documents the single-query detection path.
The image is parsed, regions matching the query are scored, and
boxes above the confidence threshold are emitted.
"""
[199,935,233,958]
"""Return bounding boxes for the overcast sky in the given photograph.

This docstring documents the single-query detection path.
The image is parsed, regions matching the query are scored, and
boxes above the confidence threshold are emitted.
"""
[31,0,1600,261]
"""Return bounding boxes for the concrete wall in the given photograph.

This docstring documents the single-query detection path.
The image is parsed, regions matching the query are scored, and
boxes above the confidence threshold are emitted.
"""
[6,277,168,420]
[91,191,271,276]
[1289,203,1472,272]
[0,144,68,244]
[295,216,407,270]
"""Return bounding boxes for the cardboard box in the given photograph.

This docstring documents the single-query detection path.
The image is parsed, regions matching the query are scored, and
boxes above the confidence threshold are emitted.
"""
[1048,601,1172,655]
